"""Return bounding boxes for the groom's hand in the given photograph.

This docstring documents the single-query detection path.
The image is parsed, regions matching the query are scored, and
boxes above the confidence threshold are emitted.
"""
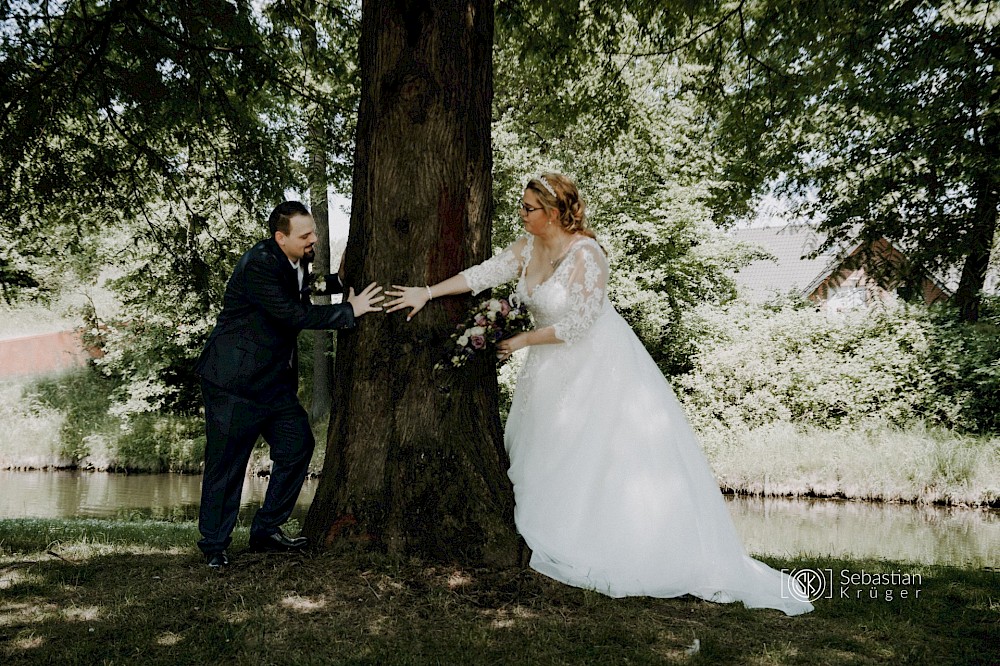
[347,282,385,317]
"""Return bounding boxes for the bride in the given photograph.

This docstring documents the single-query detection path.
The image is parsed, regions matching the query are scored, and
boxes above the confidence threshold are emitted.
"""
[386,173,813,616]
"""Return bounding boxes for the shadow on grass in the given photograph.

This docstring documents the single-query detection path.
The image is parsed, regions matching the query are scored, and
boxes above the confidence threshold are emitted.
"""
[0,524,997,665]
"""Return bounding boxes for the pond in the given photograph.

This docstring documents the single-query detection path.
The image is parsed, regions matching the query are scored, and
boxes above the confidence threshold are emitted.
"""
[2,470,997,568]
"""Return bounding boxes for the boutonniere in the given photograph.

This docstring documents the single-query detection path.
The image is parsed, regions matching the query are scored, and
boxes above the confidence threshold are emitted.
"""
[304,271,338,297]
[311,274,328,295]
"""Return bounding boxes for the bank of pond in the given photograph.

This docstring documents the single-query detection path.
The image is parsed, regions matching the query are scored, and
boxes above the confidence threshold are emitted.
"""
[1,469,997,570]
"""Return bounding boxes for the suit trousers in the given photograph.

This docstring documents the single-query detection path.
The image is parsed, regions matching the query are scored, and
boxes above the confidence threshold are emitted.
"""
[197,379,315,555]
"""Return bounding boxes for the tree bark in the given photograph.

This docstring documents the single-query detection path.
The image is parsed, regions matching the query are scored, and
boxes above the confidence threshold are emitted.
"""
[953,90,999,323]
[953,180,998,322]
[304,0,518,565]
[299,6,335,422]
[307,114,335,422]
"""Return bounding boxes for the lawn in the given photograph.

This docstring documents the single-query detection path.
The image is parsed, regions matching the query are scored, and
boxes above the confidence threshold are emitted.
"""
[1,518,996,665]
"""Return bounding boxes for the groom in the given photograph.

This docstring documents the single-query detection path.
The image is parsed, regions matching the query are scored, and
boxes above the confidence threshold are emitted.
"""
[195,201,383,568]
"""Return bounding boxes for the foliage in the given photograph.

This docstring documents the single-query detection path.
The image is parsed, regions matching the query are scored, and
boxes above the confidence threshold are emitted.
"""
[110,411,205,472]
[494,0,705,149]
[1,1,747,416]
[88,199,262,417]
[677,298,1000,434]
[31,369,117,464]
[5,0,996,446]
[262,0,361,195]
[0,1,365,416]
[699,419,1000,506]
[0,379,64,468]
[493,17,763,376]
[27,368,205,472]
[0,0,318,415]
[0,0,301,301]
[693,0,1000,320]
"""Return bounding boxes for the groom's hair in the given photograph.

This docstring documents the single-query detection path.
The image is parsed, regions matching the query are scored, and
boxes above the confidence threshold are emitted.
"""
[268,201,311,237]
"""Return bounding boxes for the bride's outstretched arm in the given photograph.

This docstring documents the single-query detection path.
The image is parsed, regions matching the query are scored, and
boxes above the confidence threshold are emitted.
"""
[385,274,472,321]
[386,237,527,321]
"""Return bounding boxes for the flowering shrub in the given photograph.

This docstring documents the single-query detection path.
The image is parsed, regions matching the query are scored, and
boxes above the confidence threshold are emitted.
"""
[675,298,1000,434]
[87,203,260,418]
[436,296,531,370]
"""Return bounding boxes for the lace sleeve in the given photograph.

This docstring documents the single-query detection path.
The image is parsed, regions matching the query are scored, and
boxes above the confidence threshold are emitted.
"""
[552,241,609,344]
[460,237,526,295]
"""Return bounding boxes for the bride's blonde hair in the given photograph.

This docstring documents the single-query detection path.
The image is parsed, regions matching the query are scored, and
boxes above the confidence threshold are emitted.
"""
[526,172,598,242]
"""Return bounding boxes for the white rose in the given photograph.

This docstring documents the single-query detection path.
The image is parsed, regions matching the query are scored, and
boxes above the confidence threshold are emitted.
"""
[470,326,485,336]
[458,335,470,346]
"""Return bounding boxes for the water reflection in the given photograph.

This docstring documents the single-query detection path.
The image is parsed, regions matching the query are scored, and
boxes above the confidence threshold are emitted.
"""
[0,470,317,523]
[727,495,999,568]
[1,471,997,567]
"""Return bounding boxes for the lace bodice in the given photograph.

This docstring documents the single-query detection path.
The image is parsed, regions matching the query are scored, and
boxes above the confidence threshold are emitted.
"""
[461,235,610,345]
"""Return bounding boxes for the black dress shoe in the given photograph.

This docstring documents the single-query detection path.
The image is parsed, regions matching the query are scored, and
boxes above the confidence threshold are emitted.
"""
[207,551,229,569]
[248,529,308,553]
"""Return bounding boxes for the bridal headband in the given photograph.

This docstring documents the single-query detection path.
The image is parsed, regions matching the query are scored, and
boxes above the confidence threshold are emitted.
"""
[526,173,557,198]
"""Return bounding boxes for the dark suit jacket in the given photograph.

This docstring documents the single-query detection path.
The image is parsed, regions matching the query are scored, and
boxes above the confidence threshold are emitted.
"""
[196,238,355,403]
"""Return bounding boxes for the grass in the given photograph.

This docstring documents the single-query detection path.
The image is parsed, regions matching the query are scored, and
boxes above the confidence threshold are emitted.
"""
[699,420,1000,507]
[0,518,996,665]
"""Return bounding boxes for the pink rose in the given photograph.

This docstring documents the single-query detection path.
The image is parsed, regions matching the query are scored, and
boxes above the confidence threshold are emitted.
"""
[475,314,488,327]
[471,335,486,349]
[499,299,511,316]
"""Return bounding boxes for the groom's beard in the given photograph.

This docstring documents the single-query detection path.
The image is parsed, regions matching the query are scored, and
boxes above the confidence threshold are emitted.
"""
[302,247,316,264]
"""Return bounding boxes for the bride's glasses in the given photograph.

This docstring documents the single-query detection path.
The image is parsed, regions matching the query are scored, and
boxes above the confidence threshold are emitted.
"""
[519,202,544,214]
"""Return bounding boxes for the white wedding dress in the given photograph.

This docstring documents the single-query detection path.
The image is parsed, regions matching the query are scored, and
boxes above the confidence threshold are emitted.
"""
[462,234,813,616]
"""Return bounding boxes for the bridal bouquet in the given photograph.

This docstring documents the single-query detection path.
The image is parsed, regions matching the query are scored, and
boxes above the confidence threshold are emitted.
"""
[436,296,531,370]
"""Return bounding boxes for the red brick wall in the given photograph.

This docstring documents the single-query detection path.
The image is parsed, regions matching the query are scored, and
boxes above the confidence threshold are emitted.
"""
[0,330,102,379]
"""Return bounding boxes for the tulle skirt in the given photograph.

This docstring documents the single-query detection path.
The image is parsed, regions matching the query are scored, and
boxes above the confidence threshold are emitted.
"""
[505,306,813,615]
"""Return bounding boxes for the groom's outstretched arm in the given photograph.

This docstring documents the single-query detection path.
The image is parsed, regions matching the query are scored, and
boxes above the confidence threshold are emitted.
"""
[244,255,379,330]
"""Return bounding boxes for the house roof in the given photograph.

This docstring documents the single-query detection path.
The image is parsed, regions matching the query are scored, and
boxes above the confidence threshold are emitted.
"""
[729,226,841,301]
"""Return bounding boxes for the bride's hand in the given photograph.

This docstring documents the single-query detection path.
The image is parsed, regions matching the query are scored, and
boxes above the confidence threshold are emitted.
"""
[385,285,430,321]
[497,332,528,361]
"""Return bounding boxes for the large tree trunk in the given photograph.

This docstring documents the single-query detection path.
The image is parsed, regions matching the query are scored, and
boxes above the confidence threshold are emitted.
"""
[953,92,999,323]
[953,181,998,322]
[299,8,336,422]
[307,119,335,422]
[304,0,518,565]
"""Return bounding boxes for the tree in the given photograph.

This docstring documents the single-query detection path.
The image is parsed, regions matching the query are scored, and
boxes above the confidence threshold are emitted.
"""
[697,0,999,321]
[302,0,518,563]
[1,1,366,416]
[265,0,361,422]
[0,0,312,415]
[0,1,298,293]
[0,0,760,560]
[302,0,758,561]
[491,4,761,376]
